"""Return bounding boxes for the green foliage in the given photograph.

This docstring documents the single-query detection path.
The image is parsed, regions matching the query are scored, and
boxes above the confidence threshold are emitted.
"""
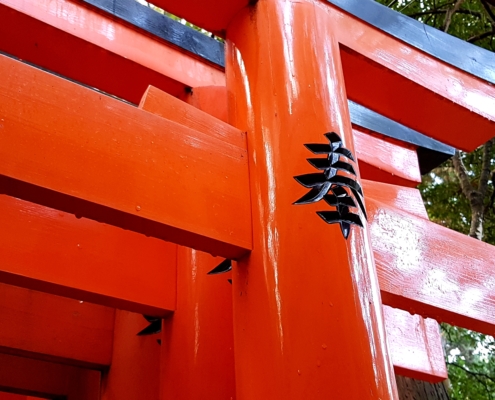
[375,1,495,398]
[375,0,495,51]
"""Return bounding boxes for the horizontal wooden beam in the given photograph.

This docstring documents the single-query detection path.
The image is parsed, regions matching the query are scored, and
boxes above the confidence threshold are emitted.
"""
[0,195,176,316]
[330,6,495,151]
[0,0,225,104]
[354,128,421,187]
[384,305,447,383]
[0,284,113,368]
[366,182,495,335]
[0,353,100,400]
[0,53,251,259]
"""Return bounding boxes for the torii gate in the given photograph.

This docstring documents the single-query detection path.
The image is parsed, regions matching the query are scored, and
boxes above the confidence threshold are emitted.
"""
[0,0,494,398]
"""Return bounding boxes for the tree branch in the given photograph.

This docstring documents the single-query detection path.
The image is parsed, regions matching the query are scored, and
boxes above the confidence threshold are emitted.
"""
[443,0,466,32]
[452,151,475,198]
[448,362,495,383]
[479,138,495,197]
[469,29,495,43]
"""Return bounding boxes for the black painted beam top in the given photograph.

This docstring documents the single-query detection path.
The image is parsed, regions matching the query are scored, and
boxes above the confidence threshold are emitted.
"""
[348,101,455,174]
[327,0,495,85]
[82,0,225,67]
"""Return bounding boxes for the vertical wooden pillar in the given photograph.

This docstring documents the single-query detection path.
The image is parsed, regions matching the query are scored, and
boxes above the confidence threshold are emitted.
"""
[160,248,236,399]
[226,0,398,398]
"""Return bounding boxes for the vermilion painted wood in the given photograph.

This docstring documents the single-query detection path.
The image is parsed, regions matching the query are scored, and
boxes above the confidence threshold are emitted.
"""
[367,194,495,335]
[227,0,397,398]
[160,249,236,399]
[173,85,422,187]
[361,180,428,220]
[140,87,237,399]
[353,128,421,187]
[0,195,176,317]
[0,283,113,368]
[327,6,495,151]
[0,54,251,259]
[101,311,161,400]
[180,86,230,123]
[384,306,447,383]
[0,354,100,400]
[0,0,224,104]
[139,86,246,149]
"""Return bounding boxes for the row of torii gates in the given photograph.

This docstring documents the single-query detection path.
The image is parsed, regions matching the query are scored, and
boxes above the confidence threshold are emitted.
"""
[0,0,494,398]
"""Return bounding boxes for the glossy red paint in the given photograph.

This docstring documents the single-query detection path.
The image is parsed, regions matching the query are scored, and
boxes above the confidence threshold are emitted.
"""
[328,7,495,151]
[140,86,237,400]
[176,85,423,187]
[101,311,161,400]
[362,180,428,220]
[180,86,230,123]
[139,86,245,149]
[0,354,100,400]
[384,306,447,383]
[367,194,495,335]
[0,0,224,104]
[0,194,176,316]
[160,249,236,399]
[0,54,251,259]
[0,284,114,368]
[227,0,397,398]
[354,128,421,187]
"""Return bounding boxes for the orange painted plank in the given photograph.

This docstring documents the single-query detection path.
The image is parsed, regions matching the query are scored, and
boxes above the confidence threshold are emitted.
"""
[139,86,245,149]
[0,353,100,400]
[0,53,251,259]
[362,180,428,220]
[328,6,495,151]
[0,0,224,104]
[354,128,421,187]
[367,192,495,335]
[0,283,113,368]
[101,311,161,400]
[0,195,176,317]
[180,86,230,123]
[384,306,447,383]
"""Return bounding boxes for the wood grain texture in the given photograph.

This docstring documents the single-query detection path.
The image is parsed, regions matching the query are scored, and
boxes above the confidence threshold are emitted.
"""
[384,306,447,383]
[0,284,114,368]
[0,53,251,259]
[0,195,176,316]
[396,376,450,400]
[362,180,428,220]
[367,194,495,335]
[355,128,421,187]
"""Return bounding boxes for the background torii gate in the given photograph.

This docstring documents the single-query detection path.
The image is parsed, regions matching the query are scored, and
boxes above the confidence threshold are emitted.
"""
[0,0,494,398]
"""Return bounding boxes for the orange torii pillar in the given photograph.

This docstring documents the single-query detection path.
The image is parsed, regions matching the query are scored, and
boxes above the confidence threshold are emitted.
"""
[226,0,397,398]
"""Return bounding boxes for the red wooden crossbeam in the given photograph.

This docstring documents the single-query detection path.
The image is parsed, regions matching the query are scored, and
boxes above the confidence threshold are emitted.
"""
[0,194,176,316]
[384,306,447,383]
[368,191,495,336]
[0,53,251,259]
[0,353,100,400]
[0,0,224,104]
[0,284,113,368]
